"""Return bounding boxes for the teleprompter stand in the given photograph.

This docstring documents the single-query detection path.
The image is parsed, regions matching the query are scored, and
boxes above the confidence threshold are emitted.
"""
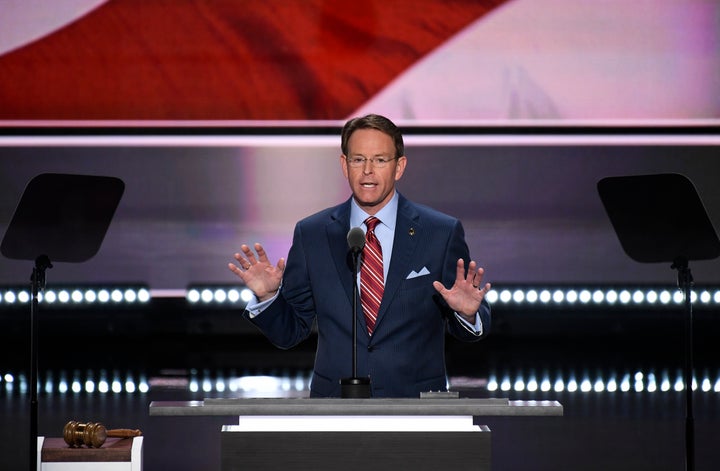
[1,173,124,471]
[598,173,720,471]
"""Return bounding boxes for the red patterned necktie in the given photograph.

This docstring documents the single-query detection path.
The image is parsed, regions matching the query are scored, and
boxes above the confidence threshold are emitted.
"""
[361,216,384,335]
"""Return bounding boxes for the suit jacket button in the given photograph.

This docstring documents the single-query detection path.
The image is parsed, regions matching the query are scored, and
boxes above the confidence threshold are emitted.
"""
[367,346,374,352]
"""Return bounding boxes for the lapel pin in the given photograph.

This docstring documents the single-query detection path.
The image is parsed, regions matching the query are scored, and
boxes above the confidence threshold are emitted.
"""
[408,228,415,236]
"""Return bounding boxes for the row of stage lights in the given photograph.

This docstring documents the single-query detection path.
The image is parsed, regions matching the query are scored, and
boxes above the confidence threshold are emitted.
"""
[186,286,720,308]
[1,285,719,308]
[0,287,151,306]
[2,369,720,396]
[0,372,149,395]
[487,371,720,394]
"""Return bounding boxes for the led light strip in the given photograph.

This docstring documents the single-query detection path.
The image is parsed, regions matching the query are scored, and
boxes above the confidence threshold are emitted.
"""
[1,371,150,395]
[485,287,720,307]
[3,368,719,396]
[186,287,254,305]
[2,285,719,308]
[0,286,151,306]
[486,371,720,394]
[184,286,720,308]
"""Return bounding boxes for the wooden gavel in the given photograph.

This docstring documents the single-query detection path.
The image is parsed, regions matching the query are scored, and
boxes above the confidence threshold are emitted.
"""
[63,421,142,448]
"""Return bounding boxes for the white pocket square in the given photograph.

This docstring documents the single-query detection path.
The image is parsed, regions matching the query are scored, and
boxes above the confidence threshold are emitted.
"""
[406,266,431,279]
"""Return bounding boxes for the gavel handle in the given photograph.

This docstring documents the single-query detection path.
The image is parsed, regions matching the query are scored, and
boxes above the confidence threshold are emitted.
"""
[106,429,143,438]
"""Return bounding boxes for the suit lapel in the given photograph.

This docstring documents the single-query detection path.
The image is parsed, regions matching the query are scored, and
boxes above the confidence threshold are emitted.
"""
[327,200,356,308]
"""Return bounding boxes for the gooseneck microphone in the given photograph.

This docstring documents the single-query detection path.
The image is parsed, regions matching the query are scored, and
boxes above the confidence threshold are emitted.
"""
[340,227,372,398]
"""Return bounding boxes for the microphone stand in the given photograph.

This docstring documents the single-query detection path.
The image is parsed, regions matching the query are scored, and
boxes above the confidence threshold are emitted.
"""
[340,247,371,398]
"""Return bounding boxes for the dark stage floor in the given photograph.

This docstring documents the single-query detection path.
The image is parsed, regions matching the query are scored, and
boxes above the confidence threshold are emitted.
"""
[2,374,719,471]
[2,298,720,470]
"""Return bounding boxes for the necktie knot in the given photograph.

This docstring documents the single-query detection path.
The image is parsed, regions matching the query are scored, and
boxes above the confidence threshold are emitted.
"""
[365,216,381,233]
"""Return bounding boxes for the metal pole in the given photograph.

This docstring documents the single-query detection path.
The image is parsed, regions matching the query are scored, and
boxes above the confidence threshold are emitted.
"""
[29,255,51,471]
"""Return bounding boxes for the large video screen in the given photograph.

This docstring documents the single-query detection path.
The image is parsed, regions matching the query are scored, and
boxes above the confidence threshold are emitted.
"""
[1,1,719,291]
[1,0,718,124]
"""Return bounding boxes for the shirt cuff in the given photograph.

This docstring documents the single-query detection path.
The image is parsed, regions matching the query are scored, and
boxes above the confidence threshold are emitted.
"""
[244,290,280,318]
[454,312,483,336]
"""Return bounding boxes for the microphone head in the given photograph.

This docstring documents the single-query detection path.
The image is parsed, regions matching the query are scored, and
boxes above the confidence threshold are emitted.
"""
[347,227,366,252]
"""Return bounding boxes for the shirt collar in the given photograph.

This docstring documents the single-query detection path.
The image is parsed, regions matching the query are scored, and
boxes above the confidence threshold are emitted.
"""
[350,191,399,232]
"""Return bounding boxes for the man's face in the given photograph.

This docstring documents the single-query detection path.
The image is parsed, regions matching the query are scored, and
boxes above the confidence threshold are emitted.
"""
[340,128,407,215]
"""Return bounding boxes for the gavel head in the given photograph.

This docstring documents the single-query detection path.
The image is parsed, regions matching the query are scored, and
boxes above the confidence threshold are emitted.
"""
[63,421,108,448]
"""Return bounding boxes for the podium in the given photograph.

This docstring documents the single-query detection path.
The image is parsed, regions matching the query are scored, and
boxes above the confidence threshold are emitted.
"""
[149,398,563,471]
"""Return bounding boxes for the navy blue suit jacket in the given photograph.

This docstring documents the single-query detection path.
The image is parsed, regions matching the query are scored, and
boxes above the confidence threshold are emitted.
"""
[243,193,491,397]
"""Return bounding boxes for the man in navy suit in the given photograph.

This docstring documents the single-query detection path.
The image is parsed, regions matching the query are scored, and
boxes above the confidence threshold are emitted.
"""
[229,114,491,398]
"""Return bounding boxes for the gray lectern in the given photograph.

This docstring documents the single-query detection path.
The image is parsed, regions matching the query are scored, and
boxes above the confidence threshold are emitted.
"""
[149,397,562,470]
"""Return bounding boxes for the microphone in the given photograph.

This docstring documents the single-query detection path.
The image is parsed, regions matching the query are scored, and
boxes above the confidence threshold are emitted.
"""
[347,226,365,253]
[341,227,371,398]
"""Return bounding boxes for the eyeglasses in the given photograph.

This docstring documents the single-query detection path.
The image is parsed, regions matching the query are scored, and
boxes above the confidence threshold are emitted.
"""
[345,156,397,168]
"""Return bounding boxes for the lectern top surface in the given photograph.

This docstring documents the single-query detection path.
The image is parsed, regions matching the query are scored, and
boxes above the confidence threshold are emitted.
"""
[149,397,563,417]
